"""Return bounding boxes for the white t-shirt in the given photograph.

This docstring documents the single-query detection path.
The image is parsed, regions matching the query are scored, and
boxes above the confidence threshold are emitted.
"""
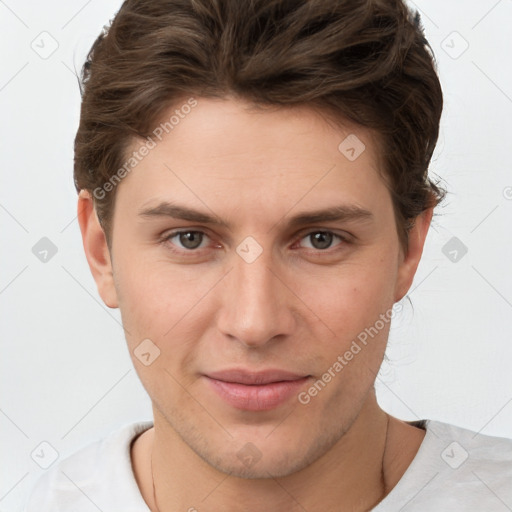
[23,419,512,511]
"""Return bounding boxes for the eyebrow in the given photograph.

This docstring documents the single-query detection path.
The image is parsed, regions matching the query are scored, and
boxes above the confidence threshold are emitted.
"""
[137,201,373,229]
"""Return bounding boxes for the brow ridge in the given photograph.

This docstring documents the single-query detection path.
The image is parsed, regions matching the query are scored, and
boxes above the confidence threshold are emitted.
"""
[138,201,373,229]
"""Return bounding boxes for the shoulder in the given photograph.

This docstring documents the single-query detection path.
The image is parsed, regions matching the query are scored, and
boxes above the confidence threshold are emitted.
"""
[374,419,512,511]
[429,419,512,473]
[23,421,153,512]
[425,420,512,508]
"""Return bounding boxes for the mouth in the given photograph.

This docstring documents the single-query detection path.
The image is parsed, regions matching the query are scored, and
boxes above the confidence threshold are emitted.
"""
[203,369,311,411]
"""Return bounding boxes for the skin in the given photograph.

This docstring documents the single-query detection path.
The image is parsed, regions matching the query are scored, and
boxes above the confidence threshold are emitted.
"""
[78,97,431,511]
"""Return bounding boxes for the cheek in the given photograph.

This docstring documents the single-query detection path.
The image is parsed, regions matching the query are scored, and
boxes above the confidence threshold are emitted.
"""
[306,265,396,402]
[115,264,206,398]
[298,256,398,339]
[114,256,198,333]
[113,259,218,383]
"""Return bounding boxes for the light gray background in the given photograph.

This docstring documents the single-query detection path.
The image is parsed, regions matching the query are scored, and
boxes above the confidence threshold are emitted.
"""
[1,0,512,510]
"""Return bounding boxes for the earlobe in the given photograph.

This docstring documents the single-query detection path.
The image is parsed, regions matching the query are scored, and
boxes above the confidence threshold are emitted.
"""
[77,190,119,308]
[394,207,434,303]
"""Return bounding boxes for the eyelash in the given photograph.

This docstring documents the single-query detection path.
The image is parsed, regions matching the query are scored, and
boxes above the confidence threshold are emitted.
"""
[159,229,350,256]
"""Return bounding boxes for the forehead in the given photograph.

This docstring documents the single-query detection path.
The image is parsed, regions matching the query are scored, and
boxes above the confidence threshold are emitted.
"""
[114,97,390,222]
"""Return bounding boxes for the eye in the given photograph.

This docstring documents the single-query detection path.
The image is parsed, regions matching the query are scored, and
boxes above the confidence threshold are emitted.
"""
[298,231,345,250]
[164,230,210,250]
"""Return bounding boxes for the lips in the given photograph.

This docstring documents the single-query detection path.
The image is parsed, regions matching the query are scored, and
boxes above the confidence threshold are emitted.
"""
[206,369,308,385]
[204,369,311,411]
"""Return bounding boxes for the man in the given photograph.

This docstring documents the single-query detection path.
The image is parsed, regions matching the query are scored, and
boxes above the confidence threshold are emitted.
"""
[25,0,512,510]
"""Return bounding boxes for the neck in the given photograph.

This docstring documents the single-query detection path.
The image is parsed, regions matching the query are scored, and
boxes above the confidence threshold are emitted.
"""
[138,391,398,512]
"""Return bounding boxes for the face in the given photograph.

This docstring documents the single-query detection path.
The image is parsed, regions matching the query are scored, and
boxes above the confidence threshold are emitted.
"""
[81,97,429,478]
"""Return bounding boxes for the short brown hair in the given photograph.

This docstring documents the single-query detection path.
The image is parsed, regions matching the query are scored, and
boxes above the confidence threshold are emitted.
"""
[74,0,445,250]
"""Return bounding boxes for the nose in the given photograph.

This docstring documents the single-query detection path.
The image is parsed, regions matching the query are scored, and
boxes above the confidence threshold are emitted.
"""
[216,250,296,348]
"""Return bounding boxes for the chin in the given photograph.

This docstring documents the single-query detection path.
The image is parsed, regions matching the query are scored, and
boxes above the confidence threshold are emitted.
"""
[195,426,341,480]
[207,450,310,480]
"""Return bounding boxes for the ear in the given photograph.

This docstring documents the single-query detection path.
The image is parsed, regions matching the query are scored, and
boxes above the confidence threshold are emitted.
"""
[394,207,433,302]
[77,190,119,308]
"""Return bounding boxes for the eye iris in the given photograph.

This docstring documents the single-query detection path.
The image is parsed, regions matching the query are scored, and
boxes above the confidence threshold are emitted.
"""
[311,231,333,250]
[179,231,203,249]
